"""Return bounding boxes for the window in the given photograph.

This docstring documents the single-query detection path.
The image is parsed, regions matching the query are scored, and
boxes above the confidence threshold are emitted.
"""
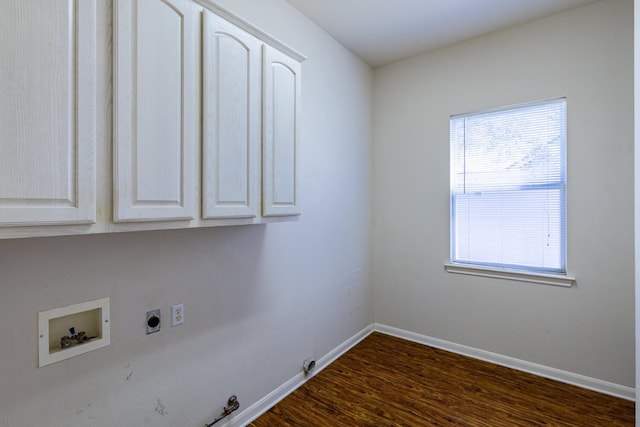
[450,98,567,277]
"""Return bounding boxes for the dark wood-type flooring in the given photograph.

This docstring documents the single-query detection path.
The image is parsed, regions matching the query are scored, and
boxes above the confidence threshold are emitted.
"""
[250,332,634,426]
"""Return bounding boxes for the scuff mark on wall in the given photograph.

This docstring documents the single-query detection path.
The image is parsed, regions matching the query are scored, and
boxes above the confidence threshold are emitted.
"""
[155,399,167,416]
[75,403,92,417]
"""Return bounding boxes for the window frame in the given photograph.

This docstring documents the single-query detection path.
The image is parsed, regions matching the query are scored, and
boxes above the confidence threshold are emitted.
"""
[447,98,575,287]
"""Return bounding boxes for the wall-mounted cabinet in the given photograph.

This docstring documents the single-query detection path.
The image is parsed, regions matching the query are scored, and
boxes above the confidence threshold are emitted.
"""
[0,0,96,227]
[202,10,262,219]
[0,0,304,239]
[262,45,301,217]
[113,0,198,222]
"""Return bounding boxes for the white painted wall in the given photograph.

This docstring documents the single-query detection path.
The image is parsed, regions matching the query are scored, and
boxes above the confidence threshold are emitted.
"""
[373,0,634,388]
[0,0,373,426]
[1,0,635,425]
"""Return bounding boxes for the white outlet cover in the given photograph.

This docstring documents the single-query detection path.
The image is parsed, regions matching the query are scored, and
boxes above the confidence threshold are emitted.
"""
[171,304,184,327]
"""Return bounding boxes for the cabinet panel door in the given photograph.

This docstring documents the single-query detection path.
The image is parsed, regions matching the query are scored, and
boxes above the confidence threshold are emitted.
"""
[262,46,301,217]
[0,1,96,226]
[114,0,196,222]
[202,11,261,219]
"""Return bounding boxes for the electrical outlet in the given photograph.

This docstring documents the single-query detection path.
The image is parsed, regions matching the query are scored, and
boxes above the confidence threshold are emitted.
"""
[146,309,161,334]
[171,304,184,327]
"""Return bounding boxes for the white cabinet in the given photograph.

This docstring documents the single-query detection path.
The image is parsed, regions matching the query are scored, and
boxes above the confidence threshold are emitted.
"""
[202,10,262,219]
[113,0,198,222]
[0,0,96,226]
[201,7,302,220]
[262,46,301,217]
[0,0,304,238]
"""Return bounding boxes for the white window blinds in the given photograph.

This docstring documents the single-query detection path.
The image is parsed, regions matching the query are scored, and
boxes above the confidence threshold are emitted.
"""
[450,98,566,273]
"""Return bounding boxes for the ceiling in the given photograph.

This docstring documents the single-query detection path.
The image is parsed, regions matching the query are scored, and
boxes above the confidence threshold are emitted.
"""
[284,0,601,68]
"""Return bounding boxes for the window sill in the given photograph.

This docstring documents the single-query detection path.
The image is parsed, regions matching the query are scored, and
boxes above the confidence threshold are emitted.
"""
[444,263,576,287]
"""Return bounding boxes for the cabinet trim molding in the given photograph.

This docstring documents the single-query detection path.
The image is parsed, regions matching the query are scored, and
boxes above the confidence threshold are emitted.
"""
[194,0,306,63]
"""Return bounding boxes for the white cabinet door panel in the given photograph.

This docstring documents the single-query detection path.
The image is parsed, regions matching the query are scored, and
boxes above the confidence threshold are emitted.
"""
[262,46,301,217]
[202,11,261,219]
[0,0,96,226]
[114,0,196,222]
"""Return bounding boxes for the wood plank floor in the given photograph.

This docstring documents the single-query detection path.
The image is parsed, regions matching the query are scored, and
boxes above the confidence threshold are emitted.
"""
[249,332,634,426]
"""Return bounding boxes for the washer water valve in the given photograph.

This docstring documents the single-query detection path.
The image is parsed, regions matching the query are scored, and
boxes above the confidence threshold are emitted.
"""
[60,327,95,349]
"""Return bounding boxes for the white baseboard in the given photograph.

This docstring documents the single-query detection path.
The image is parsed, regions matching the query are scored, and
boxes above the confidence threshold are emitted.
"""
[374,323,635,402]
[225,322,634,426]
[228,324,375,427]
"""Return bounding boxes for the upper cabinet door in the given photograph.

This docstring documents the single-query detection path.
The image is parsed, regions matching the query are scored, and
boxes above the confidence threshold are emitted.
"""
[0,1,96,226]
[113,0,197,222]
[202,11,261,219]
[262,46,301,217]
